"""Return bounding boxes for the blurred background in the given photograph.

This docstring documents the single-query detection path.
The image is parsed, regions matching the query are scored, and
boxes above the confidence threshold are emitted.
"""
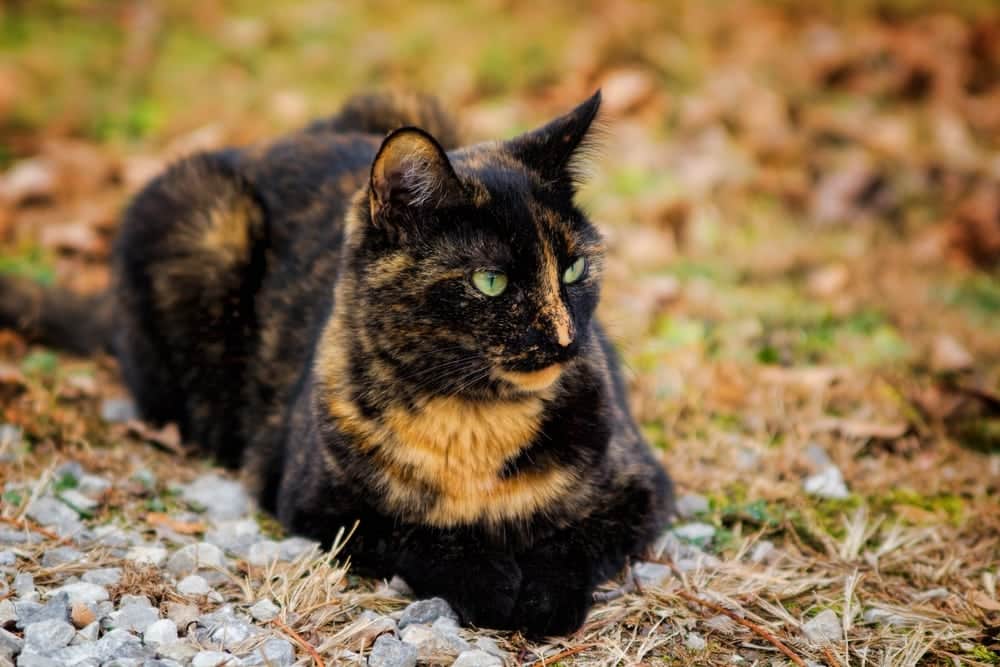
[1,1,999,661]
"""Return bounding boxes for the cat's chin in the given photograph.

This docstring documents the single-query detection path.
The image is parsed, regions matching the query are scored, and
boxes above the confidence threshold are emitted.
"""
[496,363,563,392]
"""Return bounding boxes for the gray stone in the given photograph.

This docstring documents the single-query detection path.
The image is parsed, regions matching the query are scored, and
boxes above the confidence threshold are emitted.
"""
[15,593,69,629]
[205,520,259,557]
[277,537,316,561]
[125,545,168,567]
[157,641,199,663]
[119,595,152,609]
[208,619,255,650]
[397,598,458,630]
[177,575,211,597]
[91,526,131,549]
[802,609,842,643]
[110,604,160,633]
[0,600,15,625]
[23,619,75,652]
[54,462,83,484]
[75,620,100,643]
[452,649,503,667]
[12,651,60,667]
[144,619,178,647]
[49,583,108,605]
[398,624,465,660]
[25,497,84,536]
[862,608,910,626]
[179,475,249,522]
[368,635,417,667]
[166,543,226,576]
[0,629,22,658]
[57,490,99,513]
[239,639,294,667]
[101,398,138,423]
[803,466,849,500]
[82,568,122,586]
[163,603,199,634]
[77,475,111,499]
[247,599,278,623]
[685,632,707,651]
[0,551,15,567]
[676,493,710,518]
[13,573,34,597]
[0,529,41,545]
[472,637,507,661]
[673,522,716,544]
[246,541,279,567]
[191,650,242,667]
[632,561,672,588]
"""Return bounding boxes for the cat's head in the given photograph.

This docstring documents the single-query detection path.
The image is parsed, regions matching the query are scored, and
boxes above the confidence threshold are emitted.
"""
[346,92,606,399]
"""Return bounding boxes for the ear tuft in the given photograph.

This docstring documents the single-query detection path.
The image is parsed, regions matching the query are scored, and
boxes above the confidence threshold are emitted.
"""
[369,128,464,224]
[505,90,604,187]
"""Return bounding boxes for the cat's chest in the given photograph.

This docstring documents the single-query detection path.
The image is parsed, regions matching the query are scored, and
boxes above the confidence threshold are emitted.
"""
[379,396,575,526]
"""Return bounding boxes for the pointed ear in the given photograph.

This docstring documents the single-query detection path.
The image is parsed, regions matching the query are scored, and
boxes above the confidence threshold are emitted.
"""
[506,90,603,186]
[369,127,465,225]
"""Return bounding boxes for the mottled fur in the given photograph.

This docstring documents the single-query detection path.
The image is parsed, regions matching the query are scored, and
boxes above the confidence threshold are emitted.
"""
[0,92,674,636]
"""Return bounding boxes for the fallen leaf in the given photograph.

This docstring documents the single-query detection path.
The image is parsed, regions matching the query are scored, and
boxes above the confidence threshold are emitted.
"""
[969,590,1000,613]
[145,512,206,535]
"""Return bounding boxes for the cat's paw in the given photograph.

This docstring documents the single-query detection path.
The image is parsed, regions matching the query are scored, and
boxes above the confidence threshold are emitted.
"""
[513,548,594,637]
[407,554,523,629]
[513,573,593,637]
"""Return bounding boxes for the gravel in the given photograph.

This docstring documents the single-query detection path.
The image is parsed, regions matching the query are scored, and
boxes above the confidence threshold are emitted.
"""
[684,631,707,651]
[803,609,843,643]
[452,649,503,667]
[178,474,250,521]
[247,600,279,623]
[675,493,710,518]
[368,635,418,667]
[81,568,122,586]
[803,465,850,499]
[109,603,160,633]
[50,582,109,605]
[240,638,295,667]
[397,597,458,630]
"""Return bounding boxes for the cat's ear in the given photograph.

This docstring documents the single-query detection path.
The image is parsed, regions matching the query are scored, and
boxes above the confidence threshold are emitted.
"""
[506,90,603,186]
[369,127,464,225]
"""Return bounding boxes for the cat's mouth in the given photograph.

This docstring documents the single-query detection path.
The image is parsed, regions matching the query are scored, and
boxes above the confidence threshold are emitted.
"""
[496,363,564,392]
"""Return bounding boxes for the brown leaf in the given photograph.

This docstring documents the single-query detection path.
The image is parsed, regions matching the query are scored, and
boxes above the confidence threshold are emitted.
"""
[969,590,1000,613]
[145,512,206,535]
[126,421,185,455]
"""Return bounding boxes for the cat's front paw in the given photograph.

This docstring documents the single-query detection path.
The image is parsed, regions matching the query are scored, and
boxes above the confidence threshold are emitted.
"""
[514,550,594,637]
[445,555,523,629]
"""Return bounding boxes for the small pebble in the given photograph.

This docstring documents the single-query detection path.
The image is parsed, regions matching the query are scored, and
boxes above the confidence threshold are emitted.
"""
[24,618,76,652]
[240,638,295,667]
[51,582,109,605]
[110,603,160,633]
[0,551,15,567]
[180,474,250,521]
[632,561,672,588]
[368,634,417,667]
[248,599,279,622]
[125,544,168,567]
[399,624,466,659]
[247,540,281,567]
[144,619,179,647]
[70,602,97,629]
[100,397,139,423]
[13,572,34,597]
[803,609,842,643]
[673,522,716,544]
[119,595,152,609]
[0,628,23,658]
[167,542,226,576]
[192,650,242,667]
[804,466,850,500]
[685,632,707,651]
[178,575,212,597]
[82,567,122,586]
[676,493,710,518]
[398,597,458,630]
[453,649,503,667]
[277,536,317,561]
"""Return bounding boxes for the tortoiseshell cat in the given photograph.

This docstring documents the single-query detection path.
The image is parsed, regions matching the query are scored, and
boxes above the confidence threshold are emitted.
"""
[0,91,674,636]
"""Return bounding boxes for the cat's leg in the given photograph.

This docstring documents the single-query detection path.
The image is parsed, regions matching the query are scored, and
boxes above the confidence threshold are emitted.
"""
[395,529,523,629]
[113,152,267,466]
[514,462,673,637]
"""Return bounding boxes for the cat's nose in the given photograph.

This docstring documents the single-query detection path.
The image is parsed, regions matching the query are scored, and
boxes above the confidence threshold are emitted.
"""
[536,301,575,348]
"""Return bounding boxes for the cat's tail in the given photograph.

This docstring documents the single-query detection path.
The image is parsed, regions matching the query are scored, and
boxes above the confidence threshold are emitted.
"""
[0,275,114,355]
[309,91,463,150]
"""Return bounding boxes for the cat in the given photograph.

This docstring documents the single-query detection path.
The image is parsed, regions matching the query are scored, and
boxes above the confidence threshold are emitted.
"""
[0,90,675,636]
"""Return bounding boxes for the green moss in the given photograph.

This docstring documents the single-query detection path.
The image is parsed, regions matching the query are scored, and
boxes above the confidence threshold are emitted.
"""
[21,350,59,377]
[0,246,55,285]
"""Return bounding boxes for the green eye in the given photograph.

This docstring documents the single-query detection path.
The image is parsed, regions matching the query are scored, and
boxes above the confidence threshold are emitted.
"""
[472,270,508,296]
[563,257,587,284]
